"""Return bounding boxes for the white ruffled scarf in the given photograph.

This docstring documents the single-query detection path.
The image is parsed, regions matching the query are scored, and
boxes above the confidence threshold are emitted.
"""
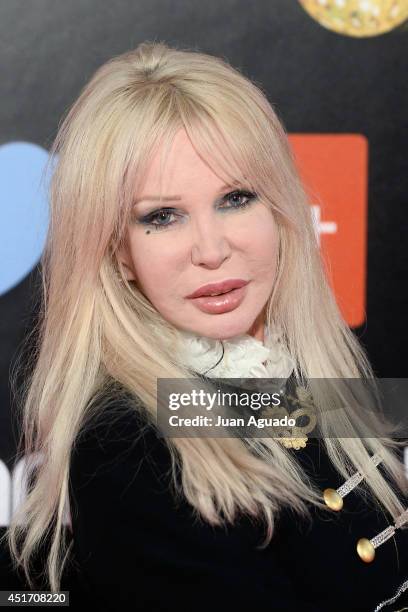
[169,323,296,381]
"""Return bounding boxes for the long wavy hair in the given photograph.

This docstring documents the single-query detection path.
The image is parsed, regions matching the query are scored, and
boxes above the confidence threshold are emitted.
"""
[3,40,407,593]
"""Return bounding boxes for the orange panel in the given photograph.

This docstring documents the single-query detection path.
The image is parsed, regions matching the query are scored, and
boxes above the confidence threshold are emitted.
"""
[288,134,368,327]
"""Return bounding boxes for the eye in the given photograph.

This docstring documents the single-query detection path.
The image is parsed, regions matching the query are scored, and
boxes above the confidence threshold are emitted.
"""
[136,208,180,231]
[220,190,257,211]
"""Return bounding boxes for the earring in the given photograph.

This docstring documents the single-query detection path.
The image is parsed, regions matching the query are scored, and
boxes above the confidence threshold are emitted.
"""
[323,453,383,511]
[357,508,408,563]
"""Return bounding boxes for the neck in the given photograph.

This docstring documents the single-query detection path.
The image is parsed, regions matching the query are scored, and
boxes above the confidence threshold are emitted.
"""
[247,308,266,343]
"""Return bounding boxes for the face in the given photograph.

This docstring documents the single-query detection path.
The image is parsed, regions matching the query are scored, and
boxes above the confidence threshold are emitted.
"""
[118,128,280,341]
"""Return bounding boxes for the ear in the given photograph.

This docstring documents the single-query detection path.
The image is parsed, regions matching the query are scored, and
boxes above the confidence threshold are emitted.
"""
[116,243,136,282]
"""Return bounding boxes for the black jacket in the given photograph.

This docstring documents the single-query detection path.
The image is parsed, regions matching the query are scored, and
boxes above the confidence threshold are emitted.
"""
[64,389,408,612]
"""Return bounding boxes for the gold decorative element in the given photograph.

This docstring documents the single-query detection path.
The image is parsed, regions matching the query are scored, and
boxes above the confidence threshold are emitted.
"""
[323,487,344,511]
[263,405,292,421]
[262,384,317,450]
[298,0,408,38]
[357,537,376,563]
[322,453,383,510]
[356,508,408,563]
[277,436,308,450]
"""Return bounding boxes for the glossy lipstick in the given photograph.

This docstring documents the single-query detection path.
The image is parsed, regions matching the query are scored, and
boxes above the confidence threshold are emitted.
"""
[186,279,249,314]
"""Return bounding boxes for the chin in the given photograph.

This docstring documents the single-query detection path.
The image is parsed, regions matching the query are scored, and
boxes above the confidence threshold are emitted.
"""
[186,315,258,341]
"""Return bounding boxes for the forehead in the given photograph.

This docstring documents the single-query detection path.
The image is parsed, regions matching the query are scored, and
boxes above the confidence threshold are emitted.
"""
[139,128,232,194]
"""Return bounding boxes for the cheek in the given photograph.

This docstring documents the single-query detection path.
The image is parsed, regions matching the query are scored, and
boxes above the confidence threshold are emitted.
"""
[129,242,179,301]
[243,214,280,269]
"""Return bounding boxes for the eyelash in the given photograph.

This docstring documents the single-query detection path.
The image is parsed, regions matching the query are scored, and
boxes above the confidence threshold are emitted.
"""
[136,190,258,232]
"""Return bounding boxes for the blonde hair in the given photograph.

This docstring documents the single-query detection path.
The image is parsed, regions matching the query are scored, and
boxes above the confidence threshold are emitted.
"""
[3,40,407,592]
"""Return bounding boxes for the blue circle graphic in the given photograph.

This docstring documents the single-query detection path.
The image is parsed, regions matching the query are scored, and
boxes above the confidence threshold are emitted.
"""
[0,141,51,295]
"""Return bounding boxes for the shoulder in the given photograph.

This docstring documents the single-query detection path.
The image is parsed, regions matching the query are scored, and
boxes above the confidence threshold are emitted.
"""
[71,395,161,456]
[69,393,177,523]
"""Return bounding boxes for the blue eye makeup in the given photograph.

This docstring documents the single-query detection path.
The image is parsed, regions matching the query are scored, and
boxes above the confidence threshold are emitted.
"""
[133,189,258,232]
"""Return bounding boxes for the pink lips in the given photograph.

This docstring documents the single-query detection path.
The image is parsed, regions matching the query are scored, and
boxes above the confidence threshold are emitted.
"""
[185,278,249,299]
[185,279,249,315]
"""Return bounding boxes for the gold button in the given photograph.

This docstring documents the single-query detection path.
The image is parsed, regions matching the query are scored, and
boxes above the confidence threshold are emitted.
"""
[356,538,375,563]
[323,488,343,511]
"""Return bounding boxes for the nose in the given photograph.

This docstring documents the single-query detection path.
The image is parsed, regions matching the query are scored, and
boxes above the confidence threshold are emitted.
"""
[190,214,232,269]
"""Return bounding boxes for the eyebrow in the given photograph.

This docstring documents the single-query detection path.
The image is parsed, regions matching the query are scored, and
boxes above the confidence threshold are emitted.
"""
[133,182,241,204]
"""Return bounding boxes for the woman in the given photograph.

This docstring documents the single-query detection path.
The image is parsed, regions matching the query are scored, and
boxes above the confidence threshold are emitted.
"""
[2,41,407,611]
